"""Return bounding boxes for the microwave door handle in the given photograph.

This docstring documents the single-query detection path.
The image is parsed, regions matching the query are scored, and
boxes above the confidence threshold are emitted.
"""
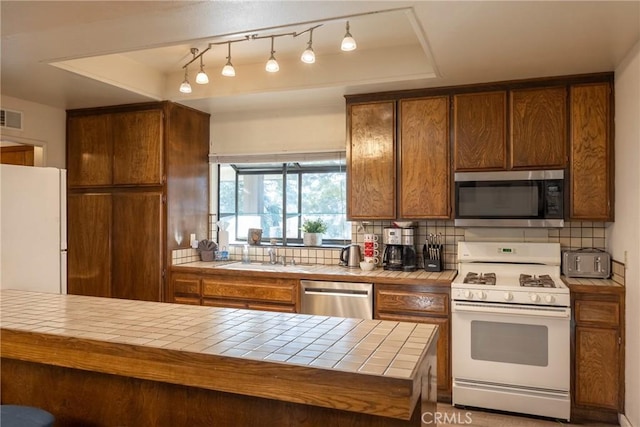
[574,256,580,272]
[595,256,601,272]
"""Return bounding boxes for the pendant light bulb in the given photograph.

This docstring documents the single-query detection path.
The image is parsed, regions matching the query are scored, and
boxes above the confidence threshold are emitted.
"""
[265,37,279,72]
[301,28,316,64]
[341,21,357,51]
[221,42,236,77]
[179,67,192,93]
[195,56,209,84]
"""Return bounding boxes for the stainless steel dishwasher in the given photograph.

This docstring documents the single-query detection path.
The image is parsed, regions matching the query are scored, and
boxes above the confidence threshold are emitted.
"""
[300,280,373,319]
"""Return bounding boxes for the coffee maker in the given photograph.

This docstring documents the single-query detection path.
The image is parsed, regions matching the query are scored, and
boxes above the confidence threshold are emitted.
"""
[382,227,417,272]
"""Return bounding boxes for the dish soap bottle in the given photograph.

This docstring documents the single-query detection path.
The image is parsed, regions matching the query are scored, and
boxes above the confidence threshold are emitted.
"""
[242,244,251,264]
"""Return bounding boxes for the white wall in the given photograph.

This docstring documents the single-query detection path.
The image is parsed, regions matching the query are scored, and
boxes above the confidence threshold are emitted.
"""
[0,95,67,168]
[210,105,345,156]
[611,40,640,427]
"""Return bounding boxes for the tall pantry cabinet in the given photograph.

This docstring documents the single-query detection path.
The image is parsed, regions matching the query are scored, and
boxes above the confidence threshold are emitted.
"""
[66,102,210,302]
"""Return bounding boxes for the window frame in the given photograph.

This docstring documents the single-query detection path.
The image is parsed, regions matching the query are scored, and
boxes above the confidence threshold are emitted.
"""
[216,159,350,246]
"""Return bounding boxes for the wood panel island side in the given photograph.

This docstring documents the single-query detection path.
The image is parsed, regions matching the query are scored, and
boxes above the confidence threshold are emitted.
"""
[0,290,438,426]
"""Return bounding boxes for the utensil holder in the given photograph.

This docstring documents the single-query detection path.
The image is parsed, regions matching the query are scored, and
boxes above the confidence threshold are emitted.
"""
[200,250,215,262]
[423,244,443,272]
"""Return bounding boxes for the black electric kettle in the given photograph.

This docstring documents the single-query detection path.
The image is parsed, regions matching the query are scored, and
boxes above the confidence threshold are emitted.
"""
[340,244,362,268]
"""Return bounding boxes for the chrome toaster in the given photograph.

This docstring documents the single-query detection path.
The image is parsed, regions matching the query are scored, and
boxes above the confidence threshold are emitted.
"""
[562,248,611,279]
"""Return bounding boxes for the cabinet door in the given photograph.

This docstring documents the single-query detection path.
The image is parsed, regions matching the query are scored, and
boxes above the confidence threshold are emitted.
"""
[67,193,112,297]
[67,114,112,187]
[575,326,620,410]
[112,110,163,186]
[570,83,612,220]
[510,87,567,169]
[111,192,163,301]
[171,273,201,304]
[1,145,35,166]
[453,91,507,171]
[399,97,450,219]
[347,102,396,219]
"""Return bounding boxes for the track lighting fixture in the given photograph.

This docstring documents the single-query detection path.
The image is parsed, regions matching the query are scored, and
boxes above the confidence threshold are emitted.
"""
[195,54,209,84]
[177,17,361,92]
[301,28,316,64]
[341,21,357,51]
[221,42,236,77]
[265,36,279,73]
[179,66,192,93]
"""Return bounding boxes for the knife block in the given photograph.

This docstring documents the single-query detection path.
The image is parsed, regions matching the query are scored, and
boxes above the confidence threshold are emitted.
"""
[423,244,443,272]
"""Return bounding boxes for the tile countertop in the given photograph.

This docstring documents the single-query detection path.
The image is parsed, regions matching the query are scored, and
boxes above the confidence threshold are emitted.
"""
[0,289,438,419]
[172,261,457,286]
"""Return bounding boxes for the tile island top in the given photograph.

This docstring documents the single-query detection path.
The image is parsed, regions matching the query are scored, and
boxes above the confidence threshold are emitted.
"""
[0,289,438,421]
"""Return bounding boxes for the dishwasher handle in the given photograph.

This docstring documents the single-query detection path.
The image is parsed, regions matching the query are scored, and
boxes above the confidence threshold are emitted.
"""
[303,288,370,297]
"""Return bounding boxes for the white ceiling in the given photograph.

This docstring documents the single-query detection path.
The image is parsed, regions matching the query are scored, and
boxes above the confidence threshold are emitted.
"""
[2,1,639,114]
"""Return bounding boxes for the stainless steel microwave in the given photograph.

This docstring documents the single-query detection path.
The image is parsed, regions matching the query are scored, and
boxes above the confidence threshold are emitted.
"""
[454,170,564,227]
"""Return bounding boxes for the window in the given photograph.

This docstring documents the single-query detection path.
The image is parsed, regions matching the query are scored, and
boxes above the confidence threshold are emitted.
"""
[217,155,350,245]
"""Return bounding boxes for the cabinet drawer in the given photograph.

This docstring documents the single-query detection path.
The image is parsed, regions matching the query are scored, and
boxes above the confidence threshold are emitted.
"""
[174,296,201,305]
[202,277,297,305]
[575,300,619,327]
[376,289,449,316]
[202,298,297,313]
[173,277,201,296]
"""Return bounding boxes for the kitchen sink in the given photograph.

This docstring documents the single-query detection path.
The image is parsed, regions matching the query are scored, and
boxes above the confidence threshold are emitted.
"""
[215,262,314,273]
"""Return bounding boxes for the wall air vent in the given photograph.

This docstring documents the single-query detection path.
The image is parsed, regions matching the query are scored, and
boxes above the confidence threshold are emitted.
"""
[0,109,23,130]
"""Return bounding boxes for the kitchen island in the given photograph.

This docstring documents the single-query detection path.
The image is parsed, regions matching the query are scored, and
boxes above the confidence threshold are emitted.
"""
[0,290,437,426]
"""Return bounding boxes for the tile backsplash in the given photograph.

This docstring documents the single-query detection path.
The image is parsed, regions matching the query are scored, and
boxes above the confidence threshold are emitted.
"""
[173,218,608,270]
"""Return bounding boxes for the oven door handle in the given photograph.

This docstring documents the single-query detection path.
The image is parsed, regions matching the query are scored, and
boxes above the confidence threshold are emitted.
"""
[452,301,570,318]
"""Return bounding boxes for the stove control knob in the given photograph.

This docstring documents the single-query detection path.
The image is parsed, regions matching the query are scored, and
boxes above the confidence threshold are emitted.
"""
[503,292,513,301]
[544,294,555,304]
[464,290,473,299]
[530,293,541,303]
[476,291,487,300]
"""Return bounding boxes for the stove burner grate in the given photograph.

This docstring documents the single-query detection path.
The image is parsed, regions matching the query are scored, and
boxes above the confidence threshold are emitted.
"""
[519,274,556,288]
[463,272,496,286]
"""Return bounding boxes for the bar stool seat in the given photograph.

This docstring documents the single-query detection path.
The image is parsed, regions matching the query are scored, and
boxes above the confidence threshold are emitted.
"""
[0,405,55,427]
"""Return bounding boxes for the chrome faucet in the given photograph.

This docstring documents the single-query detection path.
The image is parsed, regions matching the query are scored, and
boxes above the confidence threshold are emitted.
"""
[268,247,278,265]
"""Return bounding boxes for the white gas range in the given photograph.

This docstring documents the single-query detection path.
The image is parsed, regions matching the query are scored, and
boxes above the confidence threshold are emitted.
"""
[451,241,571,421]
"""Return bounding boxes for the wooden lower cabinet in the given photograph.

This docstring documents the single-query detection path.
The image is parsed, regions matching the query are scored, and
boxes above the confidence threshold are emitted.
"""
[374,284,451,402]
[571,288,624,423]
[170,272,299,313]
[68,191,163,301]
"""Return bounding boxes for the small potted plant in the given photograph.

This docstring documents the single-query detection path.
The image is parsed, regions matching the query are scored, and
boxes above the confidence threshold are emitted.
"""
[301,217,327,246]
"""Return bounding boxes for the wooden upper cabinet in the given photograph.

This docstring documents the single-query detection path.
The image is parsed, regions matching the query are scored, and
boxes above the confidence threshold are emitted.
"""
[399,97,450,219]
[1,145,35,166]
[510,86,567,169]
[67,109,163,188]
[347,102,396,219]
[67,114,112,187]
[569,83,613,221]
[453,91,507,171]
[112,110,163,186]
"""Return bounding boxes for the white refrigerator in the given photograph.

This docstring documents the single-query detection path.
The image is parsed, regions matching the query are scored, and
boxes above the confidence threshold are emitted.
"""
[1,164,67,294]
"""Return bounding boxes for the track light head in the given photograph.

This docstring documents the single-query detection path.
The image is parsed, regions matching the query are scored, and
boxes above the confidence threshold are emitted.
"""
[265,37,279,72]
[222,42,236,77]
[301,28,316,64]
[341,21,357,51]
[195,56,209,84]
[179,67,192,93]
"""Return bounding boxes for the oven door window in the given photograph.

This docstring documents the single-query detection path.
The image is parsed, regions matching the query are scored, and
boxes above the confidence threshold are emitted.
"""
[471,321,548,366]
[456,181,542,218]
